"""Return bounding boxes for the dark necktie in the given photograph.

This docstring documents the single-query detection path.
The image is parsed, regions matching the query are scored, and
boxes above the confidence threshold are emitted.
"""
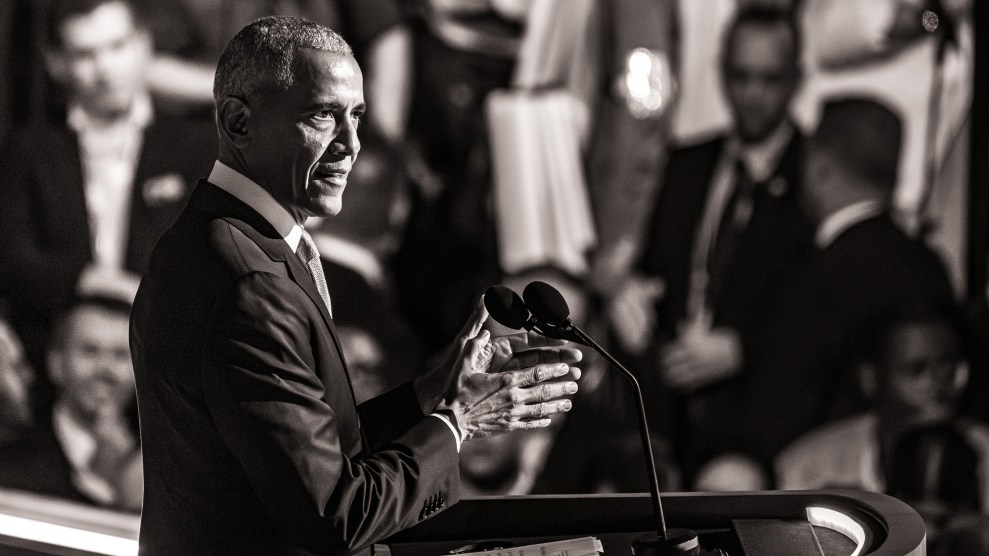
[706,160,756,309]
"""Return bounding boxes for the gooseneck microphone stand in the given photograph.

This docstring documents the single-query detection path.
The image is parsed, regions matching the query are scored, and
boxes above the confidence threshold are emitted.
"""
[518,281,702,555]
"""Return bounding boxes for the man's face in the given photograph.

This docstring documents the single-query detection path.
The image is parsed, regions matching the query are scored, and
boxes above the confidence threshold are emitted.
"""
[51,306,135,420]
[722,23,799,143]
[52,1,150,119]
[248,49,365,221]
[880,321,965,425]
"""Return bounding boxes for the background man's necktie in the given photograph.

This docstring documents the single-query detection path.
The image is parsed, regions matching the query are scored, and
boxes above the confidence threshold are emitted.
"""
[297,229,333,318]
[706,159,756,309]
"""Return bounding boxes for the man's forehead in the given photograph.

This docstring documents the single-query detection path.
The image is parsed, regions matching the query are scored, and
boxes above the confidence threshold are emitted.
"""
[295,48,361,79]
[59,1,136,50]
[727,24,795,66]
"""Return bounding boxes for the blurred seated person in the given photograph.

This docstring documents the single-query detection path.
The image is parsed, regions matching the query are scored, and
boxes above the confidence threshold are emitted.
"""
[0,318,35,445]
[887,424,989,555]
[0,0,215,393]
[0,274,142,512]
[607,6,813,480]
[459,393,680,496]
[775,302,989,509]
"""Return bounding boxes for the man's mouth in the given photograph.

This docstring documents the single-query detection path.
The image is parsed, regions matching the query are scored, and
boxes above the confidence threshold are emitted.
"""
[312,166,349,186]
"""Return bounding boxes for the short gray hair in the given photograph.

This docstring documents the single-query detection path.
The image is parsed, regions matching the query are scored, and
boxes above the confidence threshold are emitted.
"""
[213,16,352,105]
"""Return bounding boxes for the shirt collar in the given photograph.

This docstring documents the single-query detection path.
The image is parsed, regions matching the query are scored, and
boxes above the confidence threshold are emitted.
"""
[208,161,304,252]
[815,200,885,248]
[731,120,795,183]
[67,92,154,133]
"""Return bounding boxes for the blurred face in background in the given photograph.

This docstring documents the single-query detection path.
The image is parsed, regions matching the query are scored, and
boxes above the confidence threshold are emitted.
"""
[722,22,800,143]
[0,320,35,438]
[877,320,966,426]
[47,1,151,119]
[48,305,135,422]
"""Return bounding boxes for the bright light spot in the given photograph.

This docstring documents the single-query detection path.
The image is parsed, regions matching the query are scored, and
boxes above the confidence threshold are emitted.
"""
[0,513,138,556]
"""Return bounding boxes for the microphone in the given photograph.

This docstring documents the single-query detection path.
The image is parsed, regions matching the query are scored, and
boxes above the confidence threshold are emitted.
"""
[520,281,706,555]
[484,285,532,331]
[483,285,584,343]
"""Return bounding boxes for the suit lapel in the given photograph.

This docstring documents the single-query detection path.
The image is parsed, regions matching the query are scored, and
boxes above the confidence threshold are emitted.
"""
[192,181,337,330]
[191,182,363,448]
[43,128,92,261]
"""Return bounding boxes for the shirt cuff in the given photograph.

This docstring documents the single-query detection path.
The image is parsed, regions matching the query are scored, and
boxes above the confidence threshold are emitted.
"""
[429,412,462,452]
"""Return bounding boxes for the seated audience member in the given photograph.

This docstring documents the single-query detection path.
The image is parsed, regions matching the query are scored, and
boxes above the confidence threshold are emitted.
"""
[776,302,989,505]
[0,318,35,444]
[735,96,955,469]
[0,276,142,512]
[887,424,989,555]
[610,6,814,482]
[0,0,215,393]
[459,397,680,496]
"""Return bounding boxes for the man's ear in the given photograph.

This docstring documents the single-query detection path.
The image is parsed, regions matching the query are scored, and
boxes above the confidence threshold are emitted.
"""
[217,96,253,148]
[858,362,879,401]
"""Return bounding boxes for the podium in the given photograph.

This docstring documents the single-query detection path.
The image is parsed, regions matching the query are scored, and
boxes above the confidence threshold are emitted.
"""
[0,488,924,555]
[384,491,926,556]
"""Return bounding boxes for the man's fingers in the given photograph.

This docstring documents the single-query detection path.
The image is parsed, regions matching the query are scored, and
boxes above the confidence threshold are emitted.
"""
[501,347,583,371]
[456,295,489,346]
[508,380,578,405]
[510,398,573,420]
[501,330,568,353]
[464,330,494,372]
[503,363,572,387]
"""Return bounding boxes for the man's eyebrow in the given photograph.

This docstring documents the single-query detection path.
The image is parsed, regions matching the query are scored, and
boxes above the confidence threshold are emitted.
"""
[305,101,367,112]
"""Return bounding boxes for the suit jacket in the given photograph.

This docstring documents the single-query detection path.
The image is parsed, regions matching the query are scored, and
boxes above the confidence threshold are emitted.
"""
[0,415,86,506]
[740,213,955,466]
[636,133,814,467]
[130,182,459,555]
[0,112,216,395]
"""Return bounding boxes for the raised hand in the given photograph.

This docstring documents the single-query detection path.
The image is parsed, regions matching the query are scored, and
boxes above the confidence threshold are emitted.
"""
[437,328,579,441]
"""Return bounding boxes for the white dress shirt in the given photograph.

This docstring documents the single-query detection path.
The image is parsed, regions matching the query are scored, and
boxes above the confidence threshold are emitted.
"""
[814,200,885,249]
[69,93,153,270]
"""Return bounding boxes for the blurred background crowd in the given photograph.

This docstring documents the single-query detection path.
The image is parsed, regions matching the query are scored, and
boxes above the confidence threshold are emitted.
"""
[0,0,987,552]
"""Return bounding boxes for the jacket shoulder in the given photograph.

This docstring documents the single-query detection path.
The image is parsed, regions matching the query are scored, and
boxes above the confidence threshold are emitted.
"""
[206,217,285,278]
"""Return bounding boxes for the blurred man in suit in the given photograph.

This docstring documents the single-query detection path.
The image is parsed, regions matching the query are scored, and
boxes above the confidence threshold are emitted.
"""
[739,97,955,470]
[607,6,814,483]
[130,16,581,555]
[0,0,215,403]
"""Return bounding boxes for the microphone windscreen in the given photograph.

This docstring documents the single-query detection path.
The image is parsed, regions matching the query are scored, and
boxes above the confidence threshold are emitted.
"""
[483,286,529,330]
[523,281,571,326]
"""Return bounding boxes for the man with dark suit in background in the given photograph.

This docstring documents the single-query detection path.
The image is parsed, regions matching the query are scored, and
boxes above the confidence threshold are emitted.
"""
[130,16,581,555]
[738,97,955,469]
[0,0,215,401]
[606,6,814,485]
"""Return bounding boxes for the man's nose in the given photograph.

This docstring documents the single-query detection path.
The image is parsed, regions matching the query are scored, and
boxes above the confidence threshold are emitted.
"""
[332,120,360,157]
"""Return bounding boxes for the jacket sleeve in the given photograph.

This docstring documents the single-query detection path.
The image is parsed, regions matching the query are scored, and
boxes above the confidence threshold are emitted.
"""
[0,132,89,309]
[201,271,460,554]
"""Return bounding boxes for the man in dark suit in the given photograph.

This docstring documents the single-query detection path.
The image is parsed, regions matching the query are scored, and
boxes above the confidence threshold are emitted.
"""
[606,7,814,482]
[0,0,216,397]
[130,16,581,555]
[738,97,955,469]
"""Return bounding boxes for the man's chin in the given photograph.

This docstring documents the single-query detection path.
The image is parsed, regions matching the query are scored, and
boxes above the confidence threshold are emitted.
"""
[308,198,343,218]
